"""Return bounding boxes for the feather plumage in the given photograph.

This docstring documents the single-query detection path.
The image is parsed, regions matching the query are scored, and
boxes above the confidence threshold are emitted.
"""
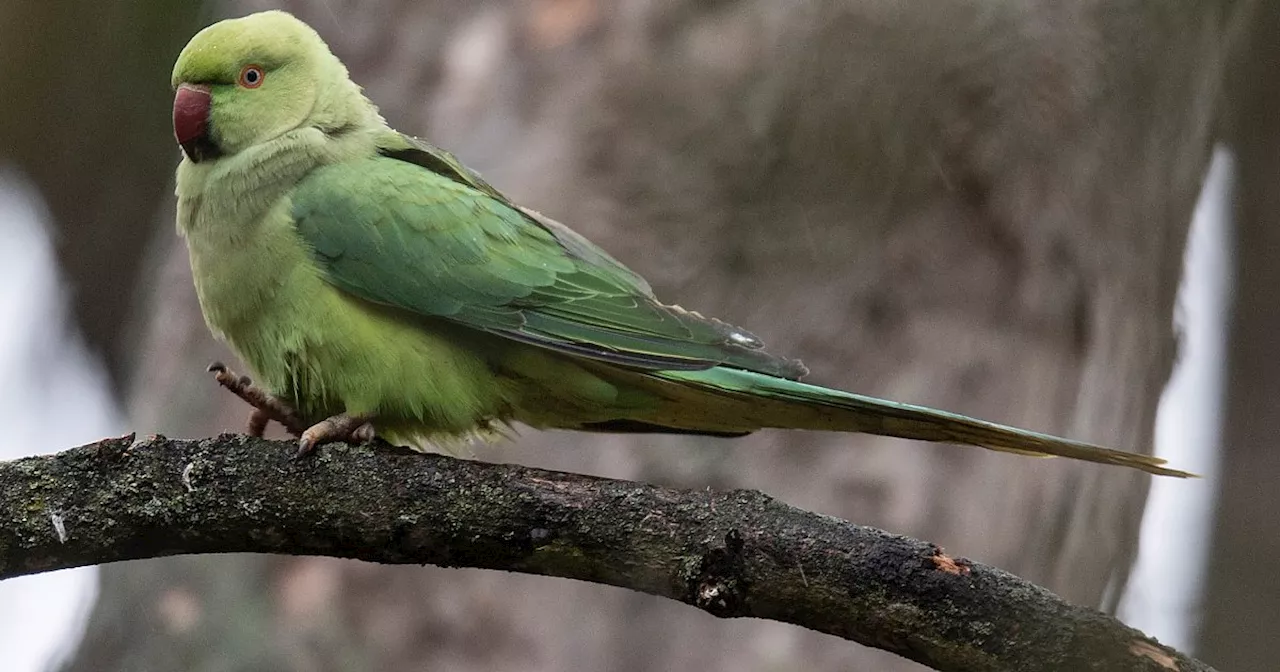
[171,10,1193,477]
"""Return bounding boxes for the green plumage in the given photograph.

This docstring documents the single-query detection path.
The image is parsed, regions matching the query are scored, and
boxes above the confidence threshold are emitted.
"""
[171,11,1192,476]
[293,154,804,378]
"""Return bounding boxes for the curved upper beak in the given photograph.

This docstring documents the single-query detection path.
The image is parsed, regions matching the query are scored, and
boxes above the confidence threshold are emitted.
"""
[173,83,216,162]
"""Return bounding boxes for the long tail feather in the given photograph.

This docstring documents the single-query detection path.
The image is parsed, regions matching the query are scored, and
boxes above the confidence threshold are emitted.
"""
[649,368,1194,478]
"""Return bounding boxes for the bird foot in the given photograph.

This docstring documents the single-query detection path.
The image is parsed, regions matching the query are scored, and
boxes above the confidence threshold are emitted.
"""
[296,413,376,458]
[208,361,308,436]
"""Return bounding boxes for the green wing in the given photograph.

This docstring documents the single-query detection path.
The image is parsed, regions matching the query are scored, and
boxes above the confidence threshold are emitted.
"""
[379,135,657,296]
[291,142,806,379]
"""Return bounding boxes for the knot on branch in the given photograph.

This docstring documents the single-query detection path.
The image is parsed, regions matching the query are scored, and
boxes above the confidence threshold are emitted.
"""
[688,529,748,616]
[91,432,137,460]
[929,546,972,575]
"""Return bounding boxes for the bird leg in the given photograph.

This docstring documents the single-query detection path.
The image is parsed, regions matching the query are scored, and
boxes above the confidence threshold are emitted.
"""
[207,361,308,437]
[297,413,377,458]
[208,362,378,457]
[247,408,272,437]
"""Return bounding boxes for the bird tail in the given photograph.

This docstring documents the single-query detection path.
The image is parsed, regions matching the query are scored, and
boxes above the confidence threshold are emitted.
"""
[629,367,1193,478]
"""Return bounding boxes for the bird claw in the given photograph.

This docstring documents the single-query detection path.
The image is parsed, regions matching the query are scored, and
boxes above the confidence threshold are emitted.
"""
[294,414,377,459]
[207,363,378,456]
[207,361,308,436]
[351,422,376,443]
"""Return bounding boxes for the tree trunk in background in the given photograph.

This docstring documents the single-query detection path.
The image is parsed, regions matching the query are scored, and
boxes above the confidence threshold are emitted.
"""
[64,1,1241,670]
[0,2,206,383]
[1199,2,1280,668]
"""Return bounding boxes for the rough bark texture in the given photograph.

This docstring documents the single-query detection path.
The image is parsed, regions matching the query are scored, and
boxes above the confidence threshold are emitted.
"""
[2,435,1211,672]
[62,1,1242,671]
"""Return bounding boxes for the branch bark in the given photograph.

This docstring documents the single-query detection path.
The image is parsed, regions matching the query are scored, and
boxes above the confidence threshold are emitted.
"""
[1,434,1204,672]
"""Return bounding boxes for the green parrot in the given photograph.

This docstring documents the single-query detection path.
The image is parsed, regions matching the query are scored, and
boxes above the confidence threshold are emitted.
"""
[170,11,1190,477]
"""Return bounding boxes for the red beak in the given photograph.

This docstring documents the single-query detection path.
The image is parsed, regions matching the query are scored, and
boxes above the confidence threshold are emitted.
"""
[173,83,214,161]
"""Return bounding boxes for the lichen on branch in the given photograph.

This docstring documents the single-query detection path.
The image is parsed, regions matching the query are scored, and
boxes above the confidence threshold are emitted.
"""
[0,434,1209,672]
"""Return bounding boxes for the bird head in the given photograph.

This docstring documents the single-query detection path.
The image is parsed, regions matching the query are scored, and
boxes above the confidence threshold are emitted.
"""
[170,11,376,163]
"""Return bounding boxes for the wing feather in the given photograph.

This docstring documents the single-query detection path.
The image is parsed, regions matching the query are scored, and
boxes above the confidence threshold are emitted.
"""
[291,145,807,379]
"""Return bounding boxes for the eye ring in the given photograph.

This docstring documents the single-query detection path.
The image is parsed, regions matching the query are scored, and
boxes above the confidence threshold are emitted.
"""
[238,64,264,89]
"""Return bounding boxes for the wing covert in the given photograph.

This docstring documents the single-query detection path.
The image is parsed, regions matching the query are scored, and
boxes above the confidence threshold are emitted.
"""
[292,152,806,379]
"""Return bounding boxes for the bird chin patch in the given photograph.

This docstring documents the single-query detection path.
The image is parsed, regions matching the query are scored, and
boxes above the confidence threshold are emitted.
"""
[181,134,225,163]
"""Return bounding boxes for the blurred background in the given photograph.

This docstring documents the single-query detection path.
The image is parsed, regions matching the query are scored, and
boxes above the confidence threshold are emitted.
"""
[0,1,1274,670]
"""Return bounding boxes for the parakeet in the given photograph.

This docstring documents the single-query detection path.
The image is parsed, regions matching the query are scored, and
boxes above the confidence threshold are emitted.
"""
[170,11,1191,477]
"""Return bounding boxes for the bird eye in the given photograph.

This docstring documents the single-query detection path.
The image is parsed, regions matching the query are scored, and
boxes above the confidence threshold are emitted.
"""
[238,64,264,89]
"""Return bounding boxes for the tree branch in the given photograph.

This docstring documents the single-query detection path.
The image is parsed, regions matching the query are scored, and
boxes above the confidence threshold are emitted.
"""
[0,434,1207,672]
